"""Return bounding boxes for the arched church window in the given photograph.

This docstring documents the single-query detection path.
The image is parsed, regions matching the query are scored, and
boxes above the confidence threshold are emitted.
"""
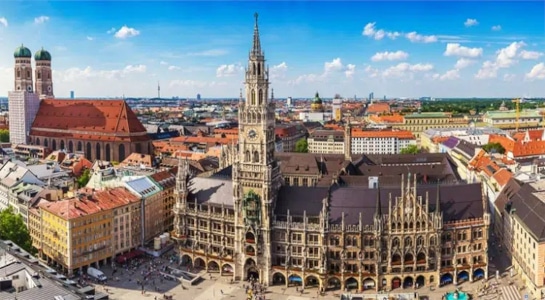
[251,89,256,105]
[404,237,412,247]
[392,238,400,247]
[52,140,57,150]
[77,141,82,152]
[245,150,250,162]
[68,141,73,153]
[253,63,256,75]
[17,70,20,78]
[257,63,261,76]
[430,236,436,246]
[27,70,30,78]
[253,151,259,163]
[44,139,48,147]
[258,89,263,105]
[35,138,40,146]
[417,236,424,246]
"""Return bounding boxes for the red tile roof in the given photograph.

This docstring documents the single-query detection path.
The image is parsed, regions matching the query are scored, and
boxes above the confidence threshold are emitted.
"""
[40,187,139,220]
[490,134,545,157]
[351,129,415,139]
[30,99,150,142]
[367,103,391,114]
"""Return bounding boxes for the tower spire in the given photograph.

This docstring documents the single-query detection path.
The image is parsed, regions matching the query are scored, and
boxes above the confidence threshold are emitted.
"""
[252,12,261,55]
[375,184,382,218]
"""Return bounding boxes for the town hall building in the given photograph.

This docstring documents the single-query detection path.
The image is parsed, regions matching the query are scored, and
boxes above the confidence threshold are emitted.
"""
[172,13,491,293]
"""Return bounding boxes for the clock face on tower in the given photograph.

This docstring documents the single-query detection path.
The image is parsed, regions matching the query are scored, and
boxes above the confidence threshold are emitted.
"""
[247,129,257,140]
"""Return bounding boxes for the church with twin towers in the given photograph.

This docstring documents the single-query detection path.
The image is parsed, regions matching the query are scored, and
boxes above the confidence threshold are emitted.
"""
[172,13,491,293]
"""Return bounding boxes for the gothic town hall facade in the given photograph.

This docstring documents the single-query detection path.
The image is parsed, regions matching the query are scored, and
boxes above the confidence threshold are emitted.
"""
[172,14,491,292]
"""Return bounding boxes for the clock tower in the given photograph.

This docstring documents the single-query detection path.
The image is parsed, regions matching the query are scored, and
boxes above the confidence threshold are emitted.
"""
[233,13,282,284]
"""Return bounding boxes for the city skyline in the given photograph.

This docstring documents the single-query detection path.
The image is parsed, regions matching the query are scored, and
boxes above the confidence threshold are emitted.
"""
[0,1,544,98]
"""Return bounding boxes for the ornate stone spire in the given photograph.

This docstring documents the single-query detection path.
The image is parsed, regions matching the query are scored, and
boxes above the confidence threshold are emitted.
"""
[252,12,262,56]
[375,185,382,218]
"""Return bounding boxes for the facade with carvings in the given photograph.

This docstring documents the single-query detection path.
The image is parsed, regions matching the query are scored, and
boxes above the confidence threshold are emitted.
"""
[172,13,490,293]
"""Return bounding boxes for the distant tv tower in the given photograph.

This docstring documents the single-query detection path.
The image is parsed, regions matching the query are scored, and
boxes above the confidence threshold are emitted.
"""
[157,81,161,99]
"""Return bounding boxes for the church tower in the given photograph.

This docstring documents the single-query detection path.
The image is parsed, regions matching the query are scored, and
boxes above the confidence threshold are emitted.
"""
[34,48,54,99]
[233,13,281,284]
[13,44,33,92]
[9,45,41,145]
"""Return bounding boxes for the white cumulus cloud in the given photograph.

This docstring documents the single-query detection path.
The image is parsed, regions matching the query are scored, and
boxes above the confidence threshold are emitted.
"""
[444,43,483,58]
[382,62,434,78]
[270,62,288,79]
[55,64,147,82]
[526,63,545,80]
[34,16,50,24]
[0,17,8,27]
[475,41,526,79]
[290,58,356,85]
[491,25,502,31]
[216,64,243,77]
[454,58,476,69]
[168,66,181,71]
[86,36,94,41]
[362,22,400,40]
[519,50,543,60]
[464,18,478,27]
[371,51,409,62]
[114,26,140,39]
[345,64,356,78]
[405,32,437,43]
[434,69,460,81]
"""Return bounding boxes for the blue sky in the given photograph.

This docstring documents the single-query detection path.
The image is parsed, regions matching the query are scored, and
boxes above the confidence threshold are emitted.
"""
[0,1,544,98]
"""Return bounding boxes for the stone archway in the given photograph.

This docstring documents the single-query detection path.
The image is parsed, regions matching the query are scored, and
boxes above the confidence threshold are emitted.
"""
[194,257,205,269]
[362,278,375,291]
[391,277,401,289]
[272,272,286,286]
[245,231,256,244]
[416,275,425,288]
[207,261,219,272]
[180,254,192,267]
[221,263,233,275]
[345,277,358,291]
[288,274,302,287]
[68,141,73,153]
[457,271,469,283]
[305,275,320,288]
[473,268,485,280]
[327,277,341,291]
[440,273,453,285]
[403,276,414,288]
[245,258,258,280]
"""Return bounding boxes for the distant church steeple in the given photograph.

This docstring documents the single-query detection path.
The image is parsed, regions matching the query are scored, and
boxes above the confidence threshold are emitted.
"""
[252,13,262,56]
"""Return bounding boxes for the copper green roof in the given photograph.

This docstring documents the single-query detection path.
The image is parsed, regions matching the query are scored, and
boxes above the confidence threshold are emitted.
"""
[313,92,322,104]
[34,48,51,61]
[14,44,31,58]
[484,110,542,119]
[404,112,450,118]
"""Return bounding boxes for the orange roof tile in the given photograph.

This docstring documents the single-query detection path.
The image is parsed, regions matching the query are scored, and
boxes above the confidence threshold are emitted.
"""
[490,134,545,157]
[40,187,139,220]
[492,168,512,187]
[30,99,150,142]
[368,114,404,124]
[367,103,391,114]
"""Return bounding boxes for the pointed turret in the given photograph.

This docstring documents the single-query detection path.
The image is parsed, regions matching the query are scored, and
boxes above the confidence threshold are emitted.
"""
[252,12,262,56]
[375,185,382,218]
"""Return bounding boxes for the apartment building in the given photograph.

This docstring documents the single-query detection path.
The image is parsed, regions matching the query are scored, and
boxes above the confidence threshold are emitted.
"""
[307,130,344,154]
[350,128,416,155]
[483,110,543,130]
[391,112,468,141]
[494,179,545,299]
[275,124,306,153]
[35,187,140,275]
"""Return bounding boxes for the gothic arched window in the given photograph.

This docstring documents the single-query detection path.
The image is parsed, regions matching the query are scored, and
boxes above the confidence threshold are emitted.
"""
[392,238,400,248]
[253,151,259,163]
[404,237,412,247]
[257,63,261,76]
[251,89,256,105]
[258,89,263,105]
[36,138,40,146]
[245,150,250,162]
[253,63,256,75]
[417,236,424,246]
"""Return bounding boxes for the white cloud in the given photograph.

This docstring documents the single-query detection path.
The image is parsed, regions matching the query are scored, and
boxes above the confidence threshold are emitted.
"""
[168,66,181,71]
[114,26,140,39]
[371,51,409,62]
[345,64,356,79]
[107,27,116,34]
[0,17,8,27]
[519,50,543,60]
[405,32,437,43]
[382,62,434,78]
[464,18,478,27]
[34,16,50,24]
[188,49,228,57]
[290,58,355,85]
[169,80,216,88]
[55,64,147,82]
[491,25,502,31]
[86,36,94,41]
[364,65,380,78]
[454,58,476,69]
[216,64,243,77]
[362,22,400,40]
[526,63,545,80]
[270,62,288,79]
[433,69,460,81]
[160,61,168,65]
[444,43,483,58]
[475,41,526,79]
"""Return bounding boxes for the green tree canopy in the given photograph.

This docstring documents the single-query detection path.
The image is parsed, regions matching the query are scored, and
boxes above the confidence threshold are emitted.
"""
[400,144,420,154]
[482,142,506,154]
[77,168,91,187]
[0,207,34,254]
[295,138,308,153]
[0,129,9,143]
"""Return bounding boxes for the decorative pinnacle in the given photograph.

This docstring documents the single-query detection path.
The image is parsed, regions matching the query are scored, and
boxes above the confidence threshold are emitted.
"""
[252,12,261,55]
